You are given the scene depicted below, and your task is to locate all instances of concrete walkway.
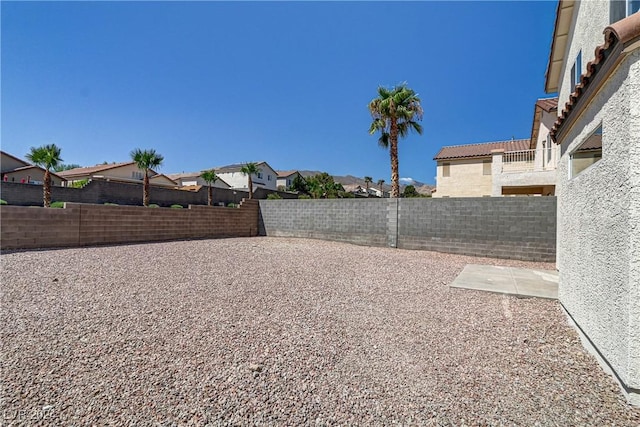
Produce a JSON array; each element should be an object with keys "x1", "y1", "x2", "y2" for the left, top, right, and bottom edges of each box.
[{"x1": 450, "y1": 264, "x2": 558, "y2": 299}]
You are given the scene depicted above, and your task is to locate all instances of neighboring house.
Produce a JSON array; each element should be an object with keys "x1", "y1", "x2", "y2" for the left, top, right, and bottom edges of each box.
[
  {"x1": 433, "y1": 98, "x2": 559, "y2": 198},
  {"x1": 276, "y1": 170, "x2": 304, "y2": 190},
  {"x1": 546, "y1": 2, "x2": 640, "y2": 405},
  {"x1": 368, "y1": 187, "x2": 389, "y2": 198},
  {"x1": 215, "y1": 162, "x2": 278, "y2": 192},
  {"x1": 166, "y1": 172, "x2": 231, "y2": 189},
  {"x1": 1, "y1": 151, "x2": 66, "y2": 186},
  {"x1": 58, "y1": 162, "x2": 176, "y2": 187}
]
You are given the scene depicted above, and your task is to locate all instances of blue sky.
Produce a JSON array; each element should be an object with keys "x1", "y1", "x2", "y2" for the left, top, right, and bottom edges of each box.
[{"x1": 1, "y1": 1, "x2": 557, "y2": 185}]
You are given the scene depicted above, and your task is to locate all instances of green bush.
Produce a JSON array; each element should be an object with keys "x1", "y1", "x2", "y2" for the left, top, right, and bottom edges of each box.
[
  {"x1": 170, "y1": 204, "x2": 184, "y2": 209},
  {"x1": 50, "y1": 201, "x2": 65, "y2": 208},
  {"x1": 227, "y1": 203, "x2": 237, "y2": 208},
  {"x1": 298, "y1": 194, "x2": 311, "y2": 199},
  {"x1": 148, "y1": 204, "x2": 159, "y2": 208},
  {"x1": 266, "y1": 193, "x2": 282, "y2": 200},
  {"x1": 70, "y1": 179, "x2": 89, "y2": 188},
  {"x1": 0, "y1": 199, "x2": 7, "y2": 205},
  {"x1": 104, "y1": 202, "x2": 118, "y2": 206}
]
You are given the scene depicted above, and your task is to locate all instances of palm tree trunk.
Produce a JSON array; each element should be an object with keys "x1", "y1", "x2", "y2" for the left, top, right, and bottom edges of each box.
[
  {"x1": 208, "y1": 185, "x2": 213, "y2": 206},
  {"x1": 143, "y1": 172, "x2": 150, "y2": 207},
  {"x1": 390, "y1": 118, "x2": 400, "y2": 198},
  {"x1": 248, "y1": 176, "x2": 253, "y2": 199},
  {"x1": 43, "y1": 170, "x2": 51, "y2": 208}
]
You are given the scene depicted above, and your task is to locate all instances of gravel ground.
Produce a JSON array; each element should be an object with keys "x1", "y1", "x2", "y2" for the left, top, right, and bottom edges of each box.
[{"x1": 2, "y1": 237, "x2": 639, "y2": 426}]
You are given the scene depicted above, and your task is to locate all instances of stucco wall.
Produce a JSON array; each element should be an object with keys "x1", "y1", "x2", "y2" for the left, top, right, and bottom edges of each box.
[
  {"x1": 434, "y1": 158, "x2": 492, "y2": 198},
  {"x1": 558, "y1": 1, "x2": 611, "y2": 108},
  {"x1": 556, "y1": 50, "x2": 640, "y2": 402}
]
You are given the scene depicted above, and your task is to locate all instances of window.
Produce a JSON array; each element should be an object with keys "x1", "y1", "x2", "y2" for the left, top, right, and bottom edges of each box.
[
  {"x1": 482, "y1": 160, "x2": 491, "y2": 175},
  {"x1": 442, "y1": 163, "x2": 450, "y2": 177},
  {"x1": 571, "y1": 51, "x2": 582, "y2": 92},
  {"x1": 570, "y1": 125, "x2": 602, "y2": 178},
  {"x1": 611, "y1": 0, "x2": 640, "y2": 23},
  {"x1": 257, "y1": 172, "x2": 263, "y2": 179},
  {"x1": 267, "y1": 175, "x2": 271, "y2": 181},
  {"x1": 131, "y1": 171, "x2": 143, "y2": 180}
]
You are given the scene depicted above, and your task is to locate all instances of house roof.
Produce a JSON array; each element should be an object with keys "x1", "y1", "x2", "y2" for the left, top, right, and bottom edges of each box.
[
  {"x1": 216, "y1": 161, "x2": 275, "y2": 173},
  {"x1": 166, "y1": 171, "x2": 231, "y2": 187},
  {"x1": 530, "y1": 97, "x2": 558, "y2": 148},
  {"x1": 57, "y1": 162, "x2": 136, "y2": 177},
  {"x1": 433, "y1": 139, "x2": 531, "y2": 160},
  {"x1": 149, "y1": 174, "x2": 177, "y2": 185},
  {"x1": 551, "y1": 12, "x2": 640, "y2": 142},
  {"x1": 276, "y1": 170, "x2": 302, "y2": 178},
  {"x1": 545, "y1": 0, "x2": 576, "y2": 93},
  {"x1": 6, "y1": 165, "x2": 66, "y2": 181}
]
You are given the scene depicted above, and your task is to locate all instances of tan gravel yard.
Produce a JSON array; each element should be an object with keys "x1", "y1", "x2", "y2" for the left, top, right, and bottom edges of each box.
[{"x1": 1, "y1": 237, "x2": 639, "y2": 426}]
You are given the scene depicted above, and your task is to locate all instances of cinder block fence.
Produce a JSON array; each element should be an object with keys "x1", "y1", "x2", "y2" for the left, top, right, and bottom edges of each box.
[
  {"x1": 259, "y1": 197, "x2": 557, "y2": 262},
  {"x1": 0, "y1": 200, "x2": 259, "y2": 250}
]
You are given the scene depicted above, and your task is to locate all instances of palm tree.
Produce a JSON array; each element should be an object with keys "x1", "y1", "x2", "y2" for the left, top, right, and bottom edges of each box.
[
  {"x1": 200, "y1": 169, "x2": 218, "y2": 206},
  {"x1": 240, "y1": 162, "x2": 261, "y2": 199},
  {"x1": 130, "y1": 148, "x2": 164, "y2": 207},
  {"x1": 377, "y1": 179, "x2": 385, "y2": 197},
  {"x1": 368, "y1": 84, "x2": 423, "y2": 198},
  {"x1": 25, "y1": 144, "x2": 63, "y2": 208},
  {"x1": 364, "y1": 176, "x2": 373, "y2": 196}
]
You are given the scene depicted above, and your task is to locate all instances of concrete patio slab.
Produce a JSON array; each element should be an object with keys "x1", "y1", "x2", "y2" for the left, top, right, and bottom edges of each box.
[{"x1": 450, "y1": 264, "x2": 558, "y2": 299}]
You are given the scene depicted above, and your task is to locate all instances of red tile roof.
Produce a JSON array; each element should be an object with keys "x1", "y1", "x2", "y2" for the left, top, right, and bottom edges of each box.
[
  {"x1": 433, "y1": 139, "x2": 531, "y2": 160},
  {"x1": 552, "y1": 12, "x2": 640, "y2": 142},
  {"x1": 535, "y1": 97, "x2": 558, "y2": 113}
]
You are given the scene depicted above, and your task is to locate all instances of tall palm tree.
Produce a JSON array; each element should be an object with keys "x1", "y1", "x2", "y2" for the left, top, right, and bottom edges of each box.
[
  {"x1": 364, "y1": 176, "x2": 373, "y2": 196},
  {"x1": 240, "y1": 162, "x2": 261, "y2": 199},
  {"x1": 200, "y1": 169, "x2": 218, "y2": 206},
  {"x1": 368, "y1": 84, "x2": 424, "y2": 198},
  {"x1": 26, "y1": 144, "x2": 63, "y2": 208},
  {"x1": 130, "y1": 148, "x2": 164, "y2": 207}
]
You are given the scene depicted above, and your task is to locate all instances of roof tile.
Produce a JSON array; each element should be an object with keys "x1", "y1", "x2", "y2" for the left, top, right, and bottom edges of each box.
[{"x1": 433, "y1": 139, "x2": 531, "y2": 160}]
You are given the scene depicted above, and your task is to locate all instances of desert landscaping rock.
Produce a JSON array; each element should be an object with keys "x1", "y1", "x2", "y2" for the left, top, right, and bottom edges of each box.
[{"x1": 1, "y1": 237, "x2": 639, "y2": 425}]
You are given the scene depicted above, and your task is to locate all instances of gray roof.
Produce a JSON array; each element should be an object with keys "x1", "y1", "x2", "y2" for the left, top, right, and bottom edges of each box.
[{"x1": 216, "y1": 161, "x2": 275, "y2": 173}]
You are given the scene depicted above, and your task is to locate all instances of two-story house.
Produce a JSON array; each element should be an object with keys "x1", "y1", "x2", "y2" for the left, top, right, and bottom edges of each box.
[
  {"x1": 433, "y1": 98, "x2": 559, "y2": 198},
  {"x1": 166, "y1": 172, "x2": 231, "y2": 189},
  {"x1": 546, "y1": 1, "x2": 640, "y2": 405},
  {"x1": 215, "y1": 162, "x2": 278, "y2": 192},
  {"x1": 276, "y1": 170, "x2": 304, "y2": 191}
]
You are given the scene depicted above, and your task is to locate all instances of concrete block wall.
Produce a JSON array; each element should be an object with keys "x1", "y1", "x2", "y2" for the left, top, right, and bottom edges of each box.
[
  {"x1": 259, "y1": 197, "x2": 557, "y2": 262},
  {"x1": 0, "y1": 200, "x2": 259, "y2": 250},
  {"x1": 259, "y1": 199, "x2": 395, "y2": 247},
  {"x1": 0, "y1": 180, "x2": 296, "y2": 208}
]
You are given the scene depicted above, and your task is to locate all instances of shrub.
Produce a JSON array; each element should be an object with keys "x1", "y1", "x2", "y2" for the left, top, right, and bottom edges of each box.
[
  {"x1": 266, "y1": 193, "x2": 282, "y2": 200},
  {"x1": 104, "y1": 202, "x2": 119, "y2": 206},
  {"x1": 298, "y1": 194, "x2": 311, "y2": 199},
  {"x1": 170, "y1": 204, "x2": 184, "y2": 209},
  {"x1": 0, "y1": 199, "x2": 7, "y2": 205},
  {"x1": 148, "y1": 204, "x2": 159, "y2": 208},
  {"x1": 227, "y1": 203, "x2": 237, "y2": 208},
  {"x1": 70, "y1": 179, "x2": 89, "y2": 188},
  {"x1": 50, "y1": 201, "x2": 65, "y2": 208}
]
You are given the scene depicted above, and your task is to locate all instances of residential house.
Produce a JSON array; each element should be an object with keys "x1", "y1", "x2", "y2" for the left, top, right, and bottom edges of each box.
[
  {"x1": 433, "y1": 98, "x2": 559, "y2": 198},
  {"x1": 215, "y1": 162, "x2": 278, "y2": 192},
  {"x1": 167, "y1": 172, "x2": 231, "y2": 189},
  {"x1": 1, "y1": 151, "x2": 66, "y2": 186},
  {"x1": 58, "y1": 162, "x2": 177, "y2": 187},
  {"x1": 276, "y1": 170, "x2": 304, "y2": 191},
  {"x1": 546, "y1": 1, "x2": 640, "y2": 405}
]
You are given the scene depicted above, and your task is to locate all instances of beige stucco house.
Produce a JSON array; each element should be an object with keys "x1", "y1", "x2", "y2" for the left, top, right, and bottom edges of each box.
[
  {"x1": 58, "y1": 162, "x2": 177, "y2": 187},
  {"x1": 1, "y1": 151, "x2": 66, "y2": 186},
  {"x1": 276, "y1": 170, "x2": 303, "y2": 191},
  {"x1": 167, "y1": 172, "x2": 231, "y2": 189},
  {"x1": 547, "y1": 1, "x2": 640, "y2": 405},
  {"x1": 433, "y1": 98, "x2": 559, "y2": 198}
]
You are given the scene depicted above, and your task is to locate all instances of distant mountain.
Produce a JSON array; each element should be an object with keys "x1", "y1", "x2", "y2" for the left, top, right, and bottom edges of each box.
[{"x1": 296, "y1": 170, "x2": 434, "y2": 194}]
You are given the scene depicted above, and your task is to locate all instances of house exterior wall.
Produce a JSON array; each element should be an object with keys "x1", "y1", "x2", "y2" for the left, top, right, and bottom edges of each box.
[
  {"x1": 218, "y1": 165, "x2": 278, "y2": 192},
  {"x1": 176, "y1": 176, "x2": 230, "y2": 188},
  {"x1": 434, "y1": 158, "x2": 492, "y2": 198},
  {"x1": 2, "y1": 168, "x2": 65, "y2": 187},
  {"x1": 558, "y1": 1, "x2": 612, "y2": 110},
  {"x1": 64, "y1": 163, "x2": 157, "y2": 184},
  {"x1": 534, "y1": 109, "x2": 560, "y2": 169},
  {"x1": 556, "y1": 49, "x2": 640, "y2": 404},
  {"x1": 1, "y1": 153, "x2": 29, "y2": 172}
]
